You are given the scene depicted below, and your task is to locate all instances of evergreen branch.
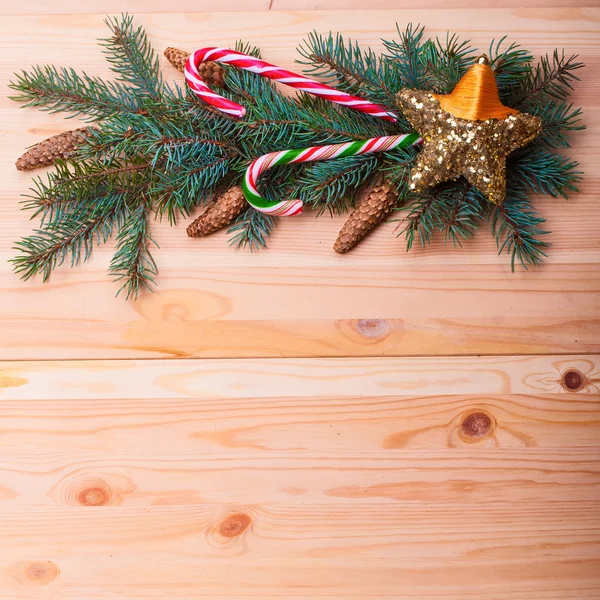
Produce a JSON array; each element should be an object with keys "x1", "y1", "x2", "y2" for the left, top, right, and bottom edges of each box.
[
  {"x1": 527, "y1": 101, "x2": 584, "y2": 148},
  {"x1": 228, "y1": 207, "x2": 277, "y2": 250},
  {"x1": 102, "y1": 14, "x2": 163, "y2": 99},
  {"x1": 11, "y1": 194, "x2": 127, "y2": 282},
  {"x1": 25, "y1": 159, "x2": 153, "y2": 224},
  {"x1": 382, "y1": 23, "x2": 427, "y2": 89},
  {"x1": 420, "y1": 33, "x2": 475, "y2": 93},
  {"x1": 489, "y1": 184, "x2": 550, "y2": 270},
  {"x1": 488, "y1": 37, "x2": 533, "y2": 101},
  {"x1": 297, "y1": 31, "x2": 401, "y2": 109},
  {"x1": 439, "y1": 184, "x2": 484, "y2": 246},
  {"x1": 399, "y1": 182, "x2": 483, "y2": 249},
  {"x1": 9, "y1": 65, "x2": 142, "y2": 120},
  {"x1": 399, "y1": 192, "x2": 442, "y2": 249},
  {"x1": 110, "y1": 200, "x2": 158, "y2": 299},
  {"x1": 509, "y1": 147, "x2": 582, "y2": 198},
  {"x1": 512, "y1": 50, "x2": 584, "y2": 107},
  {"x1": 296, "y1": 95, "x2": 394, "y2": 143},
  {"x1": 152, "y1": 155, "x2": 231, "y2": 223},
  {"x1": 292, "y1": 154, "x2": 378, "y2": 215}
]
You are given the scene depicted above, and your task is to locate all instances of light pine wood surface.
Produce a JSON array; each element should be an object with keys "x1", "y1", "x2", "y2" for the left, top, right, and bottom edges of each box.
[{"x1": 0, "y1": 5, "x2": 599, "y2": 599}]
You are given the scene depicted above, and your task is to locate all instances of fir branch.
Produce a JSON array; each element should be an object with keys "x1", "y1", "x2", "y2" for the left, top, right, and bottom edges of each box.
[
  {"x1": 399, "y1": 182, "x2": 483, "y2": 249},
  {"x1": 488, "y1": 38, "x2": 533, "y2": 102},
  {"x1": 152, "y1": 154, "x2": 231, "y2": 223},
  {"x1": 512, "y1": 50, "x2": 584, "y2": 107},
  {"x1": 420, "y1": 33, "x2": 475, "y2": 93},
  {"x1": 9, "y1": 65, "x2": 142, "y2": 121},
  {"x1": 228, "y1": 207, "x2": 277, "y2": 250},
  {"x1": 110, "y1": 200, "x2": 158, "y2": 299},
  {"x1": 439, "y1": 184, "x2": 484, "y2": 246},
  {"x1": 11, "y1": 194, "x2": 127, "y2": 282},
  {"x1": 9, "y1": 17, "x2": 586, "y2": 293},
  {"x1": 296, "y1": 96, "x2": 393, "y2": 143},
  {"x1": 102, "y1": 14, "x2": 163, "y2": 100},
  {"x1": 292, "y1": 154, "x2": 378, "y2": 215},
  {"x1": 489, "y1": 184, "x2": 550, "y2": 270},
  {"x1": 25, "y1": 159, "x2": 153, "y2": 224},
  {"x1": 399, "y1": 192, "x2": 442, "y2": 249},
  {"x1": 509, "y1": 147, "x2": 582, "y2": 198},
  {"x1": 297, "y1": 31, "x2": 401, "y2": 110},
  {"x1": 527, "y1": 101, "x2": 584, "y2": 149},
  {"x1": 382, "y1": 23, "x2": 427, "y2": 89}
]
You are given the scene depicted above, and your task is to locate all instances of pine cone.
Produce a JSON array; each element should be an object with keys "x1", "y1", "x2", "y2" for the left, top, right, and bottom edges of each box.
[
  {"x1": 334, "y1": 179, "x2": 399, "y2": 253},
  {"x1": 187, "y1": 186, "x2": 246, "y2": 237},
  {"x1": 16, "y1": 127, "x2": 94, "y2": 171},
  {"x1": 164, "y1": 47, "x2": 226, "y2": 88}
]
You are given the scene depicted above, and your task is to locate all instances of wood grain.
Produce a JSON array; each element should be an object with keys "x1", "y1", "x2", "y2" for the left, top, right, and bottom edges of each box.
[
  {"x1": 1, "y1": 355, "x2": 598, "y2": 399},
  {"x1": 0, "y1": 503, "x2": 596, "y2": 599},
  {"x1": 0, "y1": 9, "x2": 599, "y2": 359},
  {"x1": 0, "y1": 0, "x2": 594, "y2": 15},
  {"x1": 1, "y1": 393, "x2": 598, "y2": 454}
]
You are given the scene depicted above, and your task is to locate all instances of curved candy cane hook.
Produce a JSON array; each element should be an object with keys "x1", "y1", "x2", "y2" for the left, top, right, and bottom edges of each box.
[
  {"x1": 184, "y1": 47, "x2": 398, "y2": 122},
  {"x1": 242, "y1": 133, "x2": 423, "y2": 216}
]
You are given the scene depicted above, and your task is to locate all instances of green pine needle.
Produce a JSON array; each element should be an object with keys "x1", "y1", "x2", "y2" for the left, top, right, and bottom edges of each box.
[
  {"x1": 228, "y1": 208, "x2": 277, "y2": 251},
  {"x1": 102, "y1": 14, "x2": 164, "y2": 100}
]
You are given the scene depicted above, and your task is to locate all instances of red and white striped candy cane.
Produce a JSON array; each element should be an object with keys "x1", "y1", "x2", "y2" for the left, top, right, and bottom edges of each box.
[
  {"x1": 242, "y1": 133, "x2": 422, "y2": 216},
  {"x1": 184, "y1": 47, "x2": 398, "y2": 122}
]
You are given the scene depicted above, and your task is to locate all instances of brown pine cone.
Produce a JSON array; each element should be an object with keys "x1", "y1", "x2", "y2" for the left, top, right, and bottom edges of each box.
[
  {"x1": 16, "y1": 127, "x2": 94, "y2": 171},
  {"x1": 187, "y1": 186, "x2": 246, "y2": 237},
  {"x1": 164, "y1": 47, "x2": 226, "y2": 88},
  {"x1": 334, "y1": 179, "x2": 399, "y2": 253}
]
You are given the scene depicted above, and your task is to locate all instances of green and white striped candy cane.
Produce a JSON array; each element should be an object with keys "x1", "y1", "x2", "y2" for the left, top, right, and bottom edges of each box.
[{"x1": 242, "y1": 133, "x2": 422, "y2": 216}]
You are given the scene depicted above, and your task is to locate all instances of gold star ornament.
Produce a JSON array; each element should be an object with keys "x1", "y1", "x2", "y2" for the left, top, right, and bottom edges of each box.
[{"x1": 396, "y1": 56, "x2": 542, "y2": 204}]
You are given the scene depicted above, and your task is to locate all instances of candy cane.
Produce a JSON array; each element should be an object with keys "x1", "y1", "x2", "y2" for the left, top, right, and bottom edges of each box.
[
  {"x1": 242, "y1": 133, "x2": 422, "y2": 216},
  {"x1": 184, "y1": 47, "x2": 398, "y2": 122}
]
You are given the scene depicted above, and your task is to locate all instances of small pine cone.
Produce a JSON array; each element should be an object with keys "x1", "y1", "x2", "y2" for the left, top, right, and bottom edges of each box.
[
  {"x1": 187, "y1": 186, "x2": 246, "y2": 237},
  {"x1": 334, "y1": 179, "x2": 399, "y2": 254},
  {"x1": 16, "y1": 127, "x2": 93, "y2": 171},
  {"x1": 164, "y1": 47, "x2": 226, "y2": 88}
]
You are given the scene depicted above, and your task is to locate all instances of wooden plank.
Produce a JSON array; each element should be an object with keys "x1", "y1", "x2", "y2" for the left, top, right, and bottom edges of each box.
[
  {"x1": 0, "y1": 503, "x2": 597, "y2": 599},
  {"x1": 0, "y1": 355, "x2": 598, "y2": 399},
  {"x1": 1, "y1": 449, "x2": 600, "y2": 506},
  {"x1": 0, "y1": 393, "x2": 598, "y2": 454},
  {"x1": 0, "y1": 0, "x2": 592, "y2": 15},
  {"x1": 0, "y1": 9, "x2": 598, "y2": 360}
]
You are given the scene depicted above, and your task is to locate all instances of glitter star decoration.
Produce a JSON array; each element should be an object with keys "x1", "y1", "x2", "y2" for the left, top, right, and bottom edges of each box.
[{"x1": 396, "y1": 56, "x2": 542, "y2": 204}]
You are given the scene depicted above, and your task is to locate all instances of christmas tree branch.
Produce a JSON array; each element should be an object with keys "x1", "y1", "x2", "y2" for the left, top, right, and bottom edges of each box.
[
  {"x1": 9, "y1": 65, "x2": 143, "y2": 120},
  {"x1": 420, "y1": 33, "x2": 475, "y2": 93},
  {"x1": 102, "y1": 14, "x2": 164, "y2": 100},
  {"x1": 490, "y1": 186, "x2": 550, "y2": 270},
  {"x1": 110, "y1": 200, "x2": 158, "y2": 299},
  {"x1": 228, "y1": 207, "x2": 277, "y2": 250},
  {"x1": 509, "y1": 148, "x2": 582, "y2": 198},
  {"x1": 512, "y1": 50, "x2": 583, "y2": 107},
  {"x1": 11, "y1": 194, "x2": 127, "y2": 282}
]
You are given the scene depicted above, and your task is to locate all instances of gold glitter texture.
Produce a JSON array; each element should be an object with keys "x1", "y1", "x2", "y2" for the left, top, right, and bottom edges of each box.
[{"x1": 396, "y1": 57, "x2": 542, "y2": 204}]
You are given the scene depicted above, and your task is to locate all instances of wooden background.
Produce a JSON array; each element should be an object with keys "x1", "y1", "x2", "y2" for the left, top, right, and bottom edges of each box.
[{"x1": 0, "y1": 2, "x2": 599, "y2": 598}]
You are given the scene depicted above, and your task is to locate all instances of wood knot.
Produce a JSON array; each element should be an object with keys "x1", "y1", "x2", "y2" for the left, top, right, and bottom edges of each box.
[
  {"x1": 355, "y1": 319, "x2": 391, "y2": 340},
  {"x1": 7, "y1": 561, "x2": 59, "y2": 587},
  {"x1": 68, "y1": 478, "x2": 113, "y2": 506},
  {"x1": 77, "y1": 486, "x2": 110, "y2": 506},
  {"x1": 561, "y1": 368, "x2": 586, "y2": 392},
  {"x1": 459, "y1": 410, "x2": 494, "y2": 442},
  {"x1": 52, "y1": 473, "x2": 133, "y2": 507},
  {"x1": 218, "y1": 513, "x2": 251, "y2": 538}
]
